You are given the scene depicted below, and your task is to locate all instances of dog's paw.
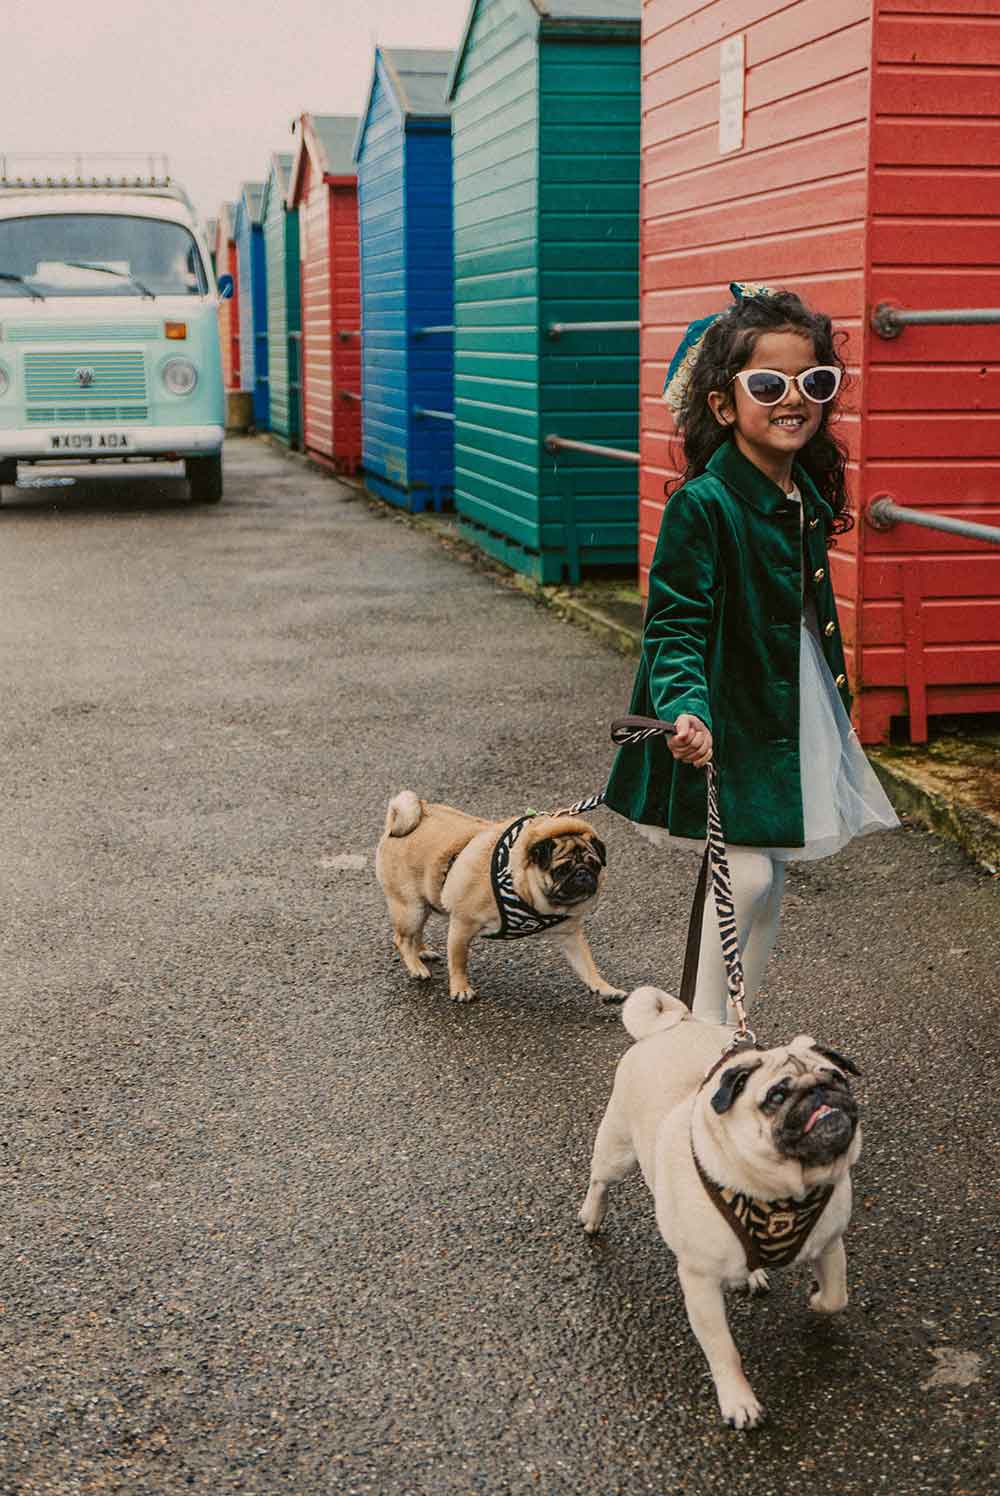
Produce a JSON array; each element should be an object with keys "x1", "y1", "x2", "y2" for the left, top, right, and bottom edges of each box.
[
  {"x1": 592, "y1": 983, "x2": 627, "y2": 1003},
  {"x1": 450, "y1": 984, "x2": 478, "y2": 1004},
  {"x1": 747, "y1": 1269, "x2": 770, "y2": 1296},
  {"x1": 578, "y1": 1183, "x2": 608, "y2": 1234},
  {"x1": 808, "y1": 1282, "x2": 848, "y2": 1315},
  {"x1": 408, "y1": 962, "x2": 432, "y2": 981},
  {"x1": 419, "y1": 946, "x2": 442, "y2": 962},
  {"x1": 718, "y1": 1383, "x2": 767, "y2": 1431}
]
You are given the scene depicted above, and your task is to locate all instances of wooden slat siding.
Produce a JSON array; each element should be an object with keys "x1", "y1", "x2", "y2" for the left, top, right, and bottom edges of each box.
[
  {"x1": 236, "y1": 209, "x2": 255, "y2": 401},
  {"x1": 301, "y1": 153, "x2": 334, "y2": 461},
  {"x1": 218, "y1": 239, "x2": 236, "y2": 390},
  {"x1": 538, "y1": 36, "x2": 641, "y2": 566},
  {"x1": 358, "y1": 62, "x2": 409, "y2": 502},
  {"x1": 284, "y1": 206, "x2": 302, "y2": 446},
  {"x1": 639, "y1": 0, "x2": 871, "y2": 670},
  {"x1": 406, "y1": 128, "x2": 455, "y2": 501},
  {"x1": 264, "y1": 176, "x2": 293, "y2": 444},
  {"x1": 331, "y1": 185, "x2": 362, "y2": 473},
  {"x1": 227, "y1": 240, "x2": 241, "y2": 390},
  {"x1": 860, "y1": 0, "x2": 1000, "y2": 741},
  {"x1": 250, "y1": 226, "x2": 269, "y2": 430},
  {"x1": 453, "y1": 0, "x2": 541, "y2": 543}
]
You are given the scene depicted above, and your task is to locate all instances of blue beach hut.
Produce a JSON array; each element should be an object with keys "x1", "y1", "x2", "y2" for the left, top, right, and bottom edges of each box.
[
  {"x1": 354, "y1": 47, "x2": 455, "y2": 512},
  {"x1": 234, "y1": 181, "x2": 269, "y2": 430},
  {"x1": 448, "y1": 0, "x2": 641, "y2": 582},
  {"x1": 260, "y1": 153, "x2": 301, "y2": 448}
]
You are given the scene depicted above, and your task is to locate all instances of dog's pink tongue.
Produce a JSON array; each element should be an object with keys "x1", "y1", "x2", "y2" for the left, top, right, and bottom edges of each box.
[{"x1": 804, "y1": 1103, "x2": 833, "y2": 1135}]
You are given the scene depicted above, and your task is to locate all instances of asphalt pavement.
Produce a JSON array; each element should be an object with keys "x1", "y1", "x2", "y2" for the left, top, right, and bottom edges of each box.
[{"x1": 1, "y1": 437, "x2": 996, "y2": 1496}]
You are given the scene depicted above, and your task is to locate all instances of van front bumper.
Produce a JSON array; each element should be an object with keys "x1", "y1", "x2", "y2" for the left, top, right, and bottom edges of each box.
[{"x1": 0, "y1": 425, "x2": 225, "y2": 459}]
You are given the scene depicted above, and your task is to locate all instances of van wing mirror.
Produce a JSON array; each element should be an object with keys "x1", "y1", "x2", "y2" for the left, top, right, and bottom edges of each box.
[{"x1": 217, "y1": 273, "x2": 234, "y2": 301}]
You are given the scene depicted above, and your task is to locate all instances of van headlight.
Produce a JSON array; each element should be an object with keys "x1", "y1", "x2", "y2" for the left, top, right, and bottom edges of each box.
[
  {"x1": 161, "y1": 357, "x2": 198, "y2": 395},
  {"x1": 0, "y1": 365, "x2": 10, "y2": 397}
]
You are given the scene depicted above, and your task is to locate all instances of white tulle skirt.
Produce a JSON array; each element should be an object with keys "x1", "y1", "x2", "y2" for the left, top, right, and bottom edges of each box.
[{"x1": 637, "y1": 617, "x2": 900, "y2": 862}]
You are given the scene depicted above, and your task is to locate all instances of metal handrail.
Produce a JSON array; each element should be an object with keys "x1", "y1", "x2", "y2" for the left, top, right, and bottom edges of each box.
[
  {"x1": 340, "y1": 390, "x2": 361, "y2": 403},
  {"x1": 872, "y1": 303, "x2": 1000, "y2": 339},
  {"x1": 289, "y1": 330, "x2": 302, "y2": 341},
  {"x1": 544, "y1": 434, "x2": 639, "y2": 465},
  {"x1": 337, "y1": 330, "x2": 360, "y2": 341},
  {"x1": 867, "y1": 497, "x2": 1000, "y2": 547},
  {"x1": 414, "y1": 325, "x2": 456, "y2": 336},
  {"x1": 414, "y1": 407, "x2": 455, "y2": 422},
  {"x1": 546, "y1": 320, "x2": 639, "y2": 340}
]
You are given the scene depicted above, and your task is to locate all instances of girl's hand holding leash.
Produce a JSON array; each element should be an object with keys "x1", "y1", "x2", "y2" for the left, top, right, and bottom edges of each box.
[{"x1": 670, "y1": 714, "x2": 713, "y2": 767}]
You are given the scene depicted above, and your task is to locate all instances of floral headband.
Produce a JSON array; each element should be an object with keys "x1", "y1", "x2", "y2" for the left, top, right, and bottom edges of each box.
[{"x1": 662, "y1": 281, "x2": 775, "y2": 414}]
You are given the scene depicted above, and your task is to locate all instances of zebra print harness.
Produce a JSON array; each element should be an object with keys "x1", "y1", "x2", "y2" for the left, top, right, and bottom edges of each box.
[{"x1": 482, "y1": 788, "x2": 611, "y2": 940}]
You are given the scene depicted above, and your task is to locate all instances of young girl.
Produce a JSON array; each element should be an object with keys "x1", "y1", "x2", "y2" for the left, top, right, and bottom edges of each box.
[{"x1": 604, "y1": 283, "x2": 899, "y2": 1024}]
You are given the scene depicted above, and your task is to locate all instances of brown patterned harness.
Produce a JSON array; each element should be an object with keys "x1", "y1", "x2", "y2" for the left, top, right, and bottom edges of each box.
[{"x1": 690, "y1": 1149, "x2": 834, "y2": 1272}]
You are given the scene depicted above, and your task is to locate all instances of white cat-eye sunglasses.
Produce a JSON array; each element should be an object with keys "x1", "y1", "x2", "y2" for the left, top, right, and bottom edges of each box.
[{"x1": 729, "y1": 366, "x2": 843, "y2": 406}]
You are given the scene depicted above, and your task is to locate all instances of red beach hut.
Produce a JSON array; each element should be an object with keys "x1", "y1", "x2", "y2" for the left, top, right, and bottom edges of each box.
[
  {"x1": 289, "y1": 114, "x2": 361, "y2": 475},
  {"x1": 639, "y1": 1, "x2": 1000, "y2": 744},
  {"x1": 214, "y1": 203, "x2": 240, "y2": 391}
]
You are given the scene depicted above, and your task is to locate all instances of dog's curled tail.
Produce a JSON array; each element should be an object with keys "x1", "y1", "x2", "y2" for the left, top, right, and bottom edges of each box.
[
  {"x1": 384, "y1": 790, "x2": 424, "y2": 838},
  {"x1": 622, "y1": 985, "x2": 690, "y2": 1040}
]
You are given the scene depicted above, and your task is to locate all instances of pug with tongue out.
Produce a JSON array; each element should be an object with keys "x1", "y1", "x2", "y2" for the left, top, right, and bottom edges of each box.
[{"x1": 579, "y1": 987, "x2": 863, "y2": 1430}]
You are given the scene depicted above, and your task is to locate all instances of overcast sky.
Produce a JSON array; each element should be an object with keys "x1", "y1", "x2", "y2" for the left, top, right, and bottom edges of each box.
[{"x1": 7, "y1": 0, "x2": 470, "y2": 223}]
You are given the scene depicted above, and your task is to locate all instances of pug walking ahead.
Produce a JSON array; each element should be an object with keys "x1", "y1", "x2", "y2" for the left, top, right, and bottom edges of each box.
[
  {"x1": 580, "y1": 986, "x2": 862, "y2": 1429},
  {"x1": 376, "y1": 790, "x2": 623, "y2": 1004}
]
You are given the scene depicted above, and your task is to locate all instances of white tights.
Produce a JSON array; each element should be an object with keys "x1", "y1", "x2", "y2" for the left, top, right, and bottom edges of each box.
[{"x1": 692, "y1": 847, "x2": 786, "y2": 1025}]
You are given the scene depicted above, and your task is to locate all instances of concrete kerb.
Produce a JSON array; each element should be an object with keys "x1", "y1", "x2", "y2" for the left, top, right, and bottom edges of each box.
[{"x1": 267, "y1": 436, "x2": 1000, "y2": 876}]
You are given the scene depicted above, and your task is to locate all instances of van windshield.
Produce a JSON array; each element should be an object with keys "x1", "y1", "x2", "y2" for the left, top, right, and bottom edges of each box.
[{"x1": 0, "y1": 213, "x2": 208, "y2": 298}]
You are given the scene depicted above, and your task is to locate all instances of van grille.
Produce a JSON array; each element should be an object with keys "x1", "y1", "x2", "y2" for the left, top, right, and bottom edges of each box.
[
  {"x1": 4, "y1": 322, "x2": 160, "y2": 342},
  {"x1": 27, "y1": 406, "x2": 148, "y2": 423},
  {"x1": 24, "y1": 350, "x2": 147, "y2": 402}
]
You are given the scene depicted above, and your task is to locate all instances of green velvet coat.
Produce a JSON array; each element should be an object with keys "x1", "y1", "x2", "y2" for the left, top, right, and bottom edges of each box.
[{"x1": 605, "y1": 439, "x2": 850, "y2": 846}]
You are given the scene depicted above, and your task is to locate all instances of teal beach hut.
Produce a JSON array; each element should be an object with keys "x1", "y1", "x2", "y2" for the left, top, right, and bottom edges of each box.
[
  {"x1": 261, "y1": 153, "x2": 301, "y2": 448},
  {"x1": 449, "y1": 0, "x2": 641, "y2": 581},
  {"x1": 234, "y1": 181, "x2": 269, "y2": 429},
  {"x1": 354, "y1": 47, "x2": 455, "y2": 512}
]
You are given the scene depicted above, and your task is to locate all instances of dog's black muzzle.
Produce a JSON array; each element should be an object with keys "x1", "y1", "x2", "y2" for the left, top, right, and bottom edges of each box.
[
  {"x1": 549, "y1": 864, "x2": 599, "y2": 905},
  {"x1": 779, "y1": 1082, "x2": 859, "y2": 1166}
]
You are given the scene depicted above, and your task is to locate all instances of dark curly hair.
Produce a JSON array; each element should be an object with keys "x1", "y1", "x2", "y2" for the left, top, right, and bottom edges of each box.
[{"x1": 670, "y1": 289, "x2": 853, "y2": 534}]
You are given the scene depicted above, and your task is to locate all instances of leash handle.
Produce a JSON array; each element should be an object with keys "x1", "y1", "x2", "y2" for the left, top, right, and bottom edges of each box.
[{"x1": 609, "y1": 715, "x2": 751, "y2": 1039}]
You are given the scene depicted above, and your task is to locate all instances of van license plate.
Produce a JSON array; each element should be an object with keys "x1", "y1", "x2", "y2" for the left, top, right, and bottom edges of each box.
[{"x1": 49, "y1": 432, "x2": 132, "y2": 452}]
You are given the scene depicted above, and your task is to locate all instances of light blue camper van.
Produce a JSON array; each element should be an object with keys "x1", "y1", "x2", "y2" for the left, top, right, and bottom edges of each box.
[{"x1": 0, "y1": 155, "x2": 229, "y2": 502}]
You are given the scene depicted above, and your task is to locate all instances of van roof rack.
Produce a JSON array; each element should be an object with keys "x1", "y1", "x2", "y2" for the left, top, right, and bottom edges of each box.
[{"x1": 0, "y1": 153, "x2": 192, "y2": 210}]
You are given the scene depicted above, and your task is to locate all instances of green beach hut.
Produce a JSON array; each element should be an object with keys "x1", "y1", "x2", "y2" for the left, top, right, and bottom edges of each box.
[
  {"x1": 261, "y1": 152, "x2": 302, "y2": 448},
  {"x1": 448, "y1": 0, "x2": 641, "y2": 583}
]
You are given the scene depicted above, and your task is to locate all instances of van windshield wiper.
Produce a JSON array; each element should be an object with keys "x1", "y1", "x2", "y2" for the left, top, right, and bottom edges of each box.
[
  {"x1": 0, "y1": 272, "x2": 45, "y2": 300},
  {"x1": 57, "y1": 261, "x2": 156, "y2": 299}
]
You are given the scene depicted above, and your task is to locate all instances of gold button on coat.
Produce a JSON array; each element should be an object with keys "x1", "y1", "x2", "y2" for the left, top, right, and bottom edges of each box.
[
  {"x1": 813, "y1": 567, "x2": 825, "y2": 582},
  {"x1": 824, "y1": 621, "x2": 835, "y2": 637},
  {"x1": 835, "y1": 673, "x2": 847, "y2": 687}
]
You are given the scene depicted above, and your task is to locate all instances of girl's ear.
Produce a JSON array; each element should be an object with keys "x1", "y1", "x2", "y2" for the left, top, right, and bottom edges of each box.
[{"x1": 707, "y1": 388, "x2": 735, "y2": 428}]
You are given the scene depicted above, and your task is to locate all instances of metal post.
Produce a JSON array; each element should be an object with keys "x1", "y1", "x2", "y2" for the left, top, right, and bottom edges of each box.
[
  {"x1": 544, "y1": 434, "x2": 640, "y2": 465},
  {"x1": 867, "y1": 497, "x2": 1000, "y2": 548},
  {"x1": 546, "y1": 320, "x2": 640, "y2": 340},
  {"x1": 871, "y1": 302, "x2": 1000, "y2": 339},
  {"x1": 413, "y1": 408, "x2": 455, "y2": 422}
]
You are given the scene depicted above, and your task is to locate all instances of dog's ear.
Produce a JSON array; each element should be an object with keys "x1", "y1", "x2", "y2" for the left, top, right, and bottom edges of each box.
[
  {"x1": 588, "y1": 835, "x2": 607, "y2": 867},
  {"x1": 528, "y1": 837, "x2": 555, "y2": 870},
  {"x1": 814, "y1": 1044, "x2": 862, "y2": 1078},
  {"x1": 710, "y1": 1061, "x2": 761, "y2": 1114}
]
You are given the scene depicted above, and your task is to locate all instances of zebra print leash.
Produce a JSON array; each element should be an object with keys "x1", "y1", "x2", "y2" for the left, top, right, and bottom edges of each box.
[{"x1": 558, "y1": 715, "x2": 753, "y2": 1046}]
